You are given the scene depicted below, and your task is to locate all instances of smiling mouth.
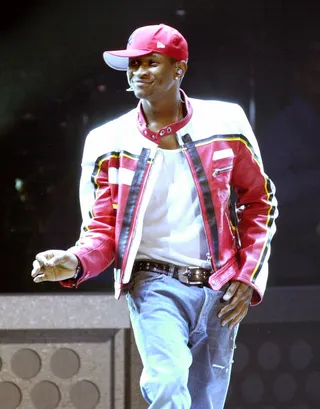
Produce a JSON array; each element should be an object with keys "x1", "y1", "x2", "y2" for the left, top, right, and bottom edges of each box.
[{"x1": 133, "y1": 81, "x2": 152, "y2": 87}]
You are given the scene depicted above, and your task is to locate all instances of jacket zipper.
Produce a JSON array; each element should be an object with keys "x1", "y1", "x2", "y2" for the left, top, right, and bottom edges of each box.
[
  {"x1": 120, "y1": 152, "x2": 160, "y2": 283},
  {"x1": 181, "y1": 144, "x2": 216, "y2": 271},
  {"x1": 212, "y1": 165, "x2": 233, "y2": 177}
]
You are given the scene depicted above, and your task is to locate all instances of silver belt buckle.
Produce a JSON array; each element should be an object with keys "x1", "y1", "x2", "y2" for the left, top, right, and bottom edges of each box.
[
  {"x1": 178, "y1": 266, "x2": 204, "y2": 285},
  {"x1": 177, "y1": 267, "x2": 192, "y2": 284}
]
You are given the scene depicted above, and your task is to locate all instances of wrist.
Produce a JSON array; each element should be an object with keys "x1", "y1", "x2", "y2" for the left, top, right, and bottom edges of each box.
[{"x1": 73, "y1": 258, "x2": 83, "y2": 281}]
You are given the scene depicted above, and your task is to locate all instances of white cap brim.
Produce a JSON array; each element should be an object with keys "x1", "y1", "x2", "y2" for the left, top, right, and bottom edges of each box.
[{"x1": 103, "y1": 49, "x2": 152, "y2": 71}]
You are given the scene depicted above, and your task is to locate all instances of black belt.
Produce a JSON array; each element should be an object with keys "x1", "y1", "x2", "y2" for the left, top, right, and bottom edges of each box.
[{"x1": 132, "y1": 260, "x2": 212, "y2": 286}]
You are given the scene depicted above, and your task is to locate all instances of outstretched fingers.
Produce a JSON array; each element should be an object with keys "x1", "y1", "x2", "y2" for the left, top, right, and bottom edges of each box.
[{"x1": 218, "y1": 281, "x2": 253, "y2": 328}]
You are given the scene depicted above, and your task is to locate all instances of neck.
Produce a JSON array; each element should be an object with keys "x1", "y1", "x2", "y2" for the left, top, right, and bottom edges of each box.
[{"x1": 141, "y1": 88, "x2": 182, "y2": 128}]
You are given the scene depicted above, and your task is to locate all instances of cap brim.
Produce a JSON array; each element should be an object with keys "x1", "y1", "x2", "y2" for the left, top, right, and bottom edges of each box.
[{"x1": 103, "y1": 49, "x2": 152, "y2": 71}]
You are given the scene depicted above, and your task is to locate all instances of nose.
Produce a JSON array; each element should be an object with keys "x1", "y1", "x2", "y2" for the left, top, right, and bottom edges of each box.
[{"x1": 133, "y1": 65, "x2": 149, "y2": 78}]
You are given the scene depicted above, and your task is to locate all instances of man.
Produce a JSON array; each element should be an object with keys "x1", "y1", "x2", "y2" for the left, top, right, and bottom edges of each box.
[{"x1": 31, "y1": 23, "x2": 278, "y2": 409}]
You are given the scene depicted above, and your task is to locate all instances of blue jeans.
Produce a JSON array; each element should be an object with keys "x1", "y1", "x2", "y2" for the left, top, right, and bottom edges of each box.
[{"x1": 126, "y1": 270, "x2": 239, "y2": 409}]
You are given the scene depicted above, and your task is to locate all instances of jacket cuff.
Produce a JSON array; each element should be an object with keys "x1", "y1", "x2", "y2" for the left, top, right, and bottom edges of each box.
[{"x1": 59, "y1": 257, "x2": 84, "y2": 289}]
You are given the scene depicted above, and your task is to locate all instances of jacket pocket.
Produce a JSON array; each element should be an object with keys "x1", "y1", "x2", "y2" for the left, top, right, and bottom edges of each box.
[
  {"x1": 211, "y1": 156, "x2": 234, "y2": 181},
  {"x1": 212, "y1": 165, "x2": 233, "y2": 178},
  {"x1": 209, "y1": 256, "x2": 239, "y2": 289}
]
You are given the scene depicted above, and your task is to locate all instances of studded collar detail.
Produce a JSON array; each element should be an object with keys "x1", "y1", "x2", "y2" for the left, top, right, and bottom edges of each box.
[{"x1": 136, "y1": 89, "x2": 193, "y2": 143}]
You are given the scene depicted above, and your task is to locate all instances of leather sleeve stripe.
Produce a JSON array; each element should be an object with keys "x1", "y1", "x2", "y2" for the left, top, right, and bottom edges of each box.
[
  {"x1": 108, "y1": 167, "x2": 135, "y2": 186},
  {"x1": 78, "y1": 153, "x2": 112, "y2": 236},
  {"x1": 86, "y1": 150, "x2": 140, "y2": 216},
  {"x1": 250, "y1": 177, "x2": 277, "y2": 283},
  {"x1": 195, "y1": 133, "x2": 261, "y2": 163},
  {"x1": 91, "y1": 154, "x2": 110, "y2": 201},
  {"x1": 116, "y1": 148, "x2": 151, "y2": 269},
  {"x1": 182, "y1": 133, "x2": 221, "y2": 269},
  {"x1": 121, "y1": 150, "x2": 141, "y2": 160},
  {"x1": 91, "y1": 149, "x2": 140, "y2": 165}
]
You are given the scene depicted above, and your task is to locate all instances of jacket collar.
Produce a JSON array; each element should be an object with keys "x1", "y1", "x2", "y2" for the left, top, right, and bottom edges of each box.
[{"x1": 136, "y1": 89, "x2": 193, "y2": 143}]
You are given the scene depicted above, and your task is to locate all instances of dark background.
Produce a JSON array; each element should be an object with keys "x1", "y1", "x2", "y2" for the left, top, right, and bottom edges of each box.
[{"x1": 1, "y1": 0, "x2": 319, "y2": 293}]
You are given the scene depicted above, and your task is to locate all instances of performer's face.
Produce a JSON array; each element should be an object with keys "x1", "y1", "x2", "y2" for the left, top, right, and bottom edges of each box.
[{"x1": 127, "y1": 53, "x2": 178, "y2": 101}]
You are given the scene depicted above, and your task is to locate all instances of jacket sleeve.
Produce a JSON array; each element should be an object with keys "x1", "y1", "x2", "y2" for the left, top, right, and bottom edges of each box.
[
  {"x1": 61, "y1": 131, "x2": 116, "y2": 288},
  {"x1": 230, "y1": 105, "x2": 278, "y2": 305}
]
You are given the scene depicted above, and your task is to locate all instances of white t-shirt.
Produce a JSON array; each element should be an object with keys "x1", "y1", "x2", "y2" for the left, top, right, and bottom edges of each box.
[{"x1": 136, "y1": 148, "x2": 211, "y2": 268}]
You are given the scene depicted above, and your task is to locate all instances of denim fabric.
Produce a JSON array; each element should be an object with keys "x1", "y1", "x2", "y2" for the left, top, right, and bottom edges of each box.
[{"x1": 126, "y1": 270, "x2": 239, "y2": 409}]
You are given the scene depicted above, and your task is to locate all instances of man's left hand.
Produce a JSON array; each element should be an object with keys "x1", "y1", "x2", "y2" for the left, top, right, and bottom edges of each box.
[{"x1": 217, "y1": 281, "x2": 253, "y2": 328}]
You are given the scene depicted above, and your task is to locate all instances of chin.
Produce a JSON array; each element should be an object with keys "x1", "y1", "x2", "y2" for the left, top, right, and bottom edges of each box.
[{"x1": 133, "y1": 89, "x2": 152, "y2": 100}]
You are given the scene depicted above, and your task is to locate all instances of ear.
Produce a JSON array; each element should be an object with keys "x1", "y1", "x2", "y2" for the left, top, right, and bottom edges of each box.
[
  {"x1": 126, "y1": 71, "x2": 134, "y2": 91},
  {"x1": 176, "y1": 60, "x2": 188, "y2": 77}
]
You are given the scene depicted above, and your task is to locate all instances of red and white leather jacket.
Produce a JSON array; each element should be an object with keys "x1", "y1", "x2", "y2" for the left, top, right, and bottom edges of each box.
[{"x1": 64, "y1": 91, "x2": 278, "y2": 305}]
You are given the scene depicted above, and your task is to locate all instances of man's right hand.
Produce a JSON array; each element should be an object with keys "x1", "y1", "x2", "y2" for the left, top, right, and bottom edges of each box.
[{"x1": 31, "y1": 250, "x2": 79, "y2": 283}]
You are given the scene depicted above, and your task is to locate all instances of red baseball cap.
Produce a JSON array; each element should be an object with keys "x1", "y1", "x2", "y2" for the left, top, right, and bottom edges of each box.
[{"x1": 103, "y1": 24, "x2": 188, "y2": 71}]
